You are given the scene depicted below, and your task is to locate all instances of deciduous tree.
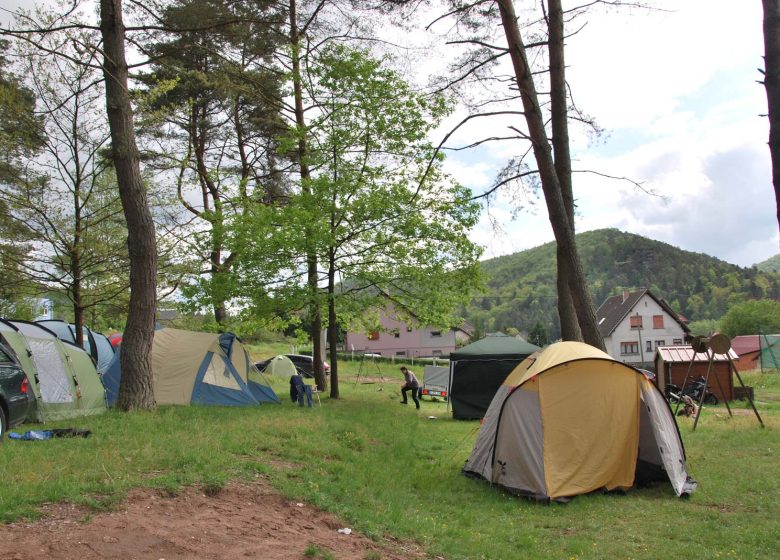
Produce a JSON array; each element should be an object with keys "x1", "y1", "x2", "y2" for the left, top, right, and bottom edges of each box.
[{"x1": 0, "y1": 34, "x2": 130, "y2": 346}]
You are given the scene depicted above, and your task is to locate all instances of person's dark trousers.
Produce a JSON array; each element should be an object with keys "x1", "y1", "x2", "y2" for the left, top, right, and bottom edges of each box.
[{"x1": 401, "y1": 385, "x2": 420, "y2": 409}]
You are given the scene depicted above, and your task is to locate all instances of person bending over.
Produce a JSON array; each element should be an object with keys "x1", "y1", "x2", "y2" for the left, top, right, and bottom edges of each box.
[{"x1": 399, "y1": 366, "x2": 420, "y2": 410}]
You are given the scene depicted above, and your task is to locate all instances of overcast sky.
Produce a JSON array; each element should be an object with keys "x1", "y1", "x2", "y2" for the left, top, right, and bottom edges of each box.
[
  {"x1": 3, "y1": 0, "x2": 777, "y2": 267},
  {"x1": 436, "y1": 1, "x2": 778, "y2": 268}
]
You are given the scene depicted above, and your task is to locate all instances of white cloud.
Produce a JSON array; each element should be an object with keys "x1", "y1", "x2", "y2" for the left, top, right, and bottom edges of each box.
[{"x1": 451, "y1": 0, "x2": 779, "y2": 267}]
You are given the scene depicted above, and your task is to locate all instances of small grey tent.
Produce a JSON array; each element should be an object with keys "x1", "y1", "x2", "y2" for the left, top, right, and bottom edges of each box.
[{"x1": 449, "y1": 334, "x2": 539, "y2": 420}]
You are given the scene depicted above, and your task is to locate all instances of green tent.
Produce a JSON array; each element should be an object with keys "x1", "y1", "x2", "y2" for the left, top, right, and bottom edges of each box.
[
  {"x1": 759, "y1": 334, "x2": 780, "y2": 371},
  {"x1": 0, "y1": 319, "x2": 106, "y2": 421},
  {"x1": 262, "y1": 355, "x2": 298, "y2": 378},
  {"x1": 449, "y1": 333, "x2": 540, "y2": 420}
]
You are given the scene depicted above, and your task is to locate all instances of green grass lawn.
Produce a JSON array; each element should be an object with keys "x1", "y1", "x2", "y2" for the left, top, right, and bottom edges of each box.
[{"x1": 1, "y1": 361, "x2": 778, "y2": 560}]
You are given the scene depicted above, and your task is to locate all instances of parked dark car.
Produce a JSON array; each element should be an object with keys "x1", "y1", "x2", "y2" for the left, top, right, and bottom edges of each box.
[
  {"x1": 253, "y1": 358, "x2": 272, "y2": 372},
  {"x1": 0, "y1": 341, "x2": 34, "y2": 442}
]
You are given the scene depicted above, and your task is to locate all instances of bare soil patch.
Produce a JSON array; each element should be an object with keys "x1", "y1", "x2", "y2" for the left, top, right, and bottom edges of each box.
[{"x1": 0, "y1": 480, "x2": 426, "y2": 560}]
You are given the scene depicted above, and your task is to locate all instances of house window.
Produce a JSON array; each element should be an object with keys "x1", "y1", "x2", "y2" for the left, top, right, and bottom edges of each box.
[
  {"x1": 653, "y1": 315, "x2": 664, "y2": 329},
  {"x1": 393, "y1": 332, "x2": 400, "y2": 339},
  {"x1": 673, "y1": 338, "x2": 682, "y2": 345},
  {"x1": 646, "y1": 340, "x2": 652, "y2": 353},
  {"x1": 655, "y1": 340, "x2": 666, "y2": 348},
  {"x1": 620, "y1": 342, "x2": 639, "y2": 355},
  {"x1": 396, "y1": 351, "x2": 406, "y2": 356},
  {"x1": 432, "y1": 350, "x2": 442, "y2": 356},
  {"x1": 406, "y1": 326, "x2": 413, "y2": 332},
  {"x1": 368, "y1": 331, "x2": 379, "y2": 341},
  {"x1": 430, "y1": 331, "x2": 442, "y2": 337},
  {"x1": 629, "y1": 315, "x2": 643, "y2": 329}
]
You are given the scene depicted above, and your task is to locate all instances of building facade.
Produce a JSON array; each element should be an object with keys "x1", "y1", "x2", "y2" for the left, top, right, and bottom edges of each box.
[
  {"x1": 596, "y1": 288, "x2": 690, "y2": 370},
  {"x1": 344, "y1": 310, "x2": 472, "y2": 358}
]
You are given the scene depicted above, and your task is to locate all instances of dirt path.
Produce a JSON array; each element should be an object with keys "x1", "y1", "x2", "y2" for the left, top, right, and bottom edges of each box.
[{"x1": 0, "y1": 480, "x2": 427, "y2": 560}]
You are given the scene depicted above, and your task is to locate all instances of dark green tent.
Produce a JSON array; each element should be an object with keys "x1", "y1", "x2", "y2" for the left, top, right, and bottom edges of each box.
[{"x1": 450, "y1": 334, "x2": 540, "y2": 419}]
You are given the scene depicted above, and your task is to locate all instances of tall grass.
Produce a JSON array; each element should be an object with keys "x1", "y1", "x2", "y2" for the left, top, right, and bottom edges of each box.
[{"x1": 1, "y1": 365, "x2": 779, "y2": 559}]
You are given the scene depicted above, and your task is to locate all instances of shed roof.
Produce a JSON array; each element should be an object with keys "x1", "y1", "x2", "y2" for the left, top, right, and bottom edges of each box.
[
  {"x1": 656, "y1": 345, "x2": 737, "y2": 363},
  {"x1": 731, "y1": 335, "x2": 760, "y2": 356}
]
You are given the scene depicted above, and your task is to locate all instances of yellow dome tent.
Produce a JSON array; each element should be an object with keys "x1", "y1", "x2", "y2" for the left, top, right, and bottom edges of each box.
[{"x1": 463, "y1": 341, "x2": 696, "y2": 501}]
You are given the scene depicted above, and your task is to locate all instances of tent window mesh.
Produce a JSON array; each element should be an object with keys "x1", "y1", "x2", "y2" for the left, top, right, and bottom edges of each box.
[{"x1": 28, "y1": 338, "x2": 74, "y2": 403}]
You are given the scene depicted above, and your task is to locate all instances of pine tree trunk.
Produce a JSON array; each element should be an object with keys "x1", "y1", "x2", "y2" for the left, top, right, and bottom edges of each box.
[
  {"x1": 548, "y1": 0, "x2": 582, "y2": 342},
  {"x1": 289, "y1": 0, "x2": 325, "y2": 389},
  {"x1": 327, "y1": 257, "x2": 339, "y2": 399},
  {"x1": 763, "y1": 0, "x2": 780, "y2": 234},
  {"x1": 497, "y1": 0, "x2": 603, "y2": 350},
  {"x1": 100, "y1": 0, "x2": 157, "y2": 410}
]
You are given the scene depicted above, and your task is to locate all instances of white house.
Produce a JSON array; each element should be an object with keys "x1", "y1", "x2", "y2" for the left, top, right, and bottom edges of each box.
[{"x1": 596, "y1": 288, "x2": 690, "y2": 369}]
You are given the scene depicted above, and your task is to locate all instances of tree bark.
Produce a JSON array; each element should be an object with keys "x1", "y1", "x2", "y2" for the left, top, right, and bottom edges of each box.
[
  {"x1": 99, "y1": 0, "x2": 157, "y2": 410},
  {"x1": 497, "y1": 0, "x2": 603, "y2": 350},
  {"x1": 327, "y1": 248, "x2": 339, "y2": 399},
  {"x1": 548, "y1": 0, "x2": 582, "y2": 342},
  {"x1": 289, "y1": 0, "x2": 325, "y2": 390},
  {"x1": 763, "y1": 0, "x2": 780, "y2": 235}
]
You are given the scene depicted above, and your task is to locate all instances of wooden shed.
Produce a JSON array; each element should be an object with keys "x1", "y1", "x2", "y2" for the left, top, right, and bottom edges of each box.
[
  {"x1": 731, "y1": 335, "x2": 761, "y2": 372},
  {"x1": 655, "y1": 345, "x2": 736, "y2": 403}
]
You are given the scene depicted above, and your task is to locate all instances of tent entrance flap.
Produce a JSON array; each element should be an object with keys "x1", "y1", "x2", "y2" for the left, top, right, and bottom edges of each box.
[
  {"x1": 191, "y1": 352, "x2": 259, "y2": 406},
  {"x1": 540, "y1": 364, "x2": 640, "y2": 498}
]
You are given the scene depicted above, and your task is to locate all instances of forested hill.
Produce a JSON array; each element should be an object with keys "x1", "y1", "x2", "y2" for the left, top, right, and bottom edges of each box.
[
  {"x1": 757, "y1": 254, "x2": 780, "y2": 273},
  {"x1": 465, "y1": 228, "x2": 780, "y2": 340}
]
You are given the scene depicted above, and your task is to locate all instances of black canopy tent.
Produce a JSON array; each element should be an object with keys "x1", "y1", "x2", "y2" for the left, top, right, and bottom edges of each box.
[{"x1": 449, "y1": 334, "x2": 540, "y2": 419}]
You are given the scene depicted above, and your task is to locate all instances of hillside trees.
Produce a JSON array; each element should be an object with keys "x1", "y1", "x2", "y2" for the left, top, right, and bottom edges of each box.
[
  {"x1": 464, "y1": 229, "x2": 780, "y2": 337},
  {"x1": 720, "y1": 299, "x2": 780, "y2": 337}
]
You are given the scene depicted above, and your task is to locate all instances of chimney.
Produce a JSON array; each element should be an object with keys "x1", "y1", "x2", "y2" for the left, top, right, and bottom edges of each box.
[{"x1": 622, "y1": 289, "x2": 630, "y2": 303}]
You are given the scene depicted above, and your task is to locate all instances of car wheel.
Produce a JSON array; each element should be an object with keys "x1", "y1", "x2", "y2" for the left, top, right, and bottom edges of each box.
[{"x1": 0, "y1": 406, "x2": 7, "y2": 444}]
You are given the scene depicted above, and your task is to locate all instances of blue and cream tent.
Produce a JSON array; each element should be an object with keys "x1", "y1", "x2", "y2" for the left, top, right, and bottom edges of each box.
[{"x1": 103, "y1": 328, "x2": 279, "y2": 407}]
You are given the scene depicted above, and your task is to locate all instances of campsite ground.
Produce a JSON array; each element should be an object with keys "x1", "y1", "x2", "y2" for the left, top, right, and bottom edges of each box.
[
  {"x1": 1, "y1": 358, "x2": 779, "y2": 560},
  {"x1": 0, "y1": 479, "x2": 424, "y2": 560}
]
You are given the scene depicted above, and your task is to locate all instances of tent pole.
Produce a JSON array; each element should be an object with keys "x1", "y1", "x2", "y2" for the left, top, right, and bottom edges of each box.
[
  {"x1": 447, "y1": 361, "x2": 454, "y2": 415},
  {"x1": 727, "y1": 352, "x2": 765, "y2": 428}
]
